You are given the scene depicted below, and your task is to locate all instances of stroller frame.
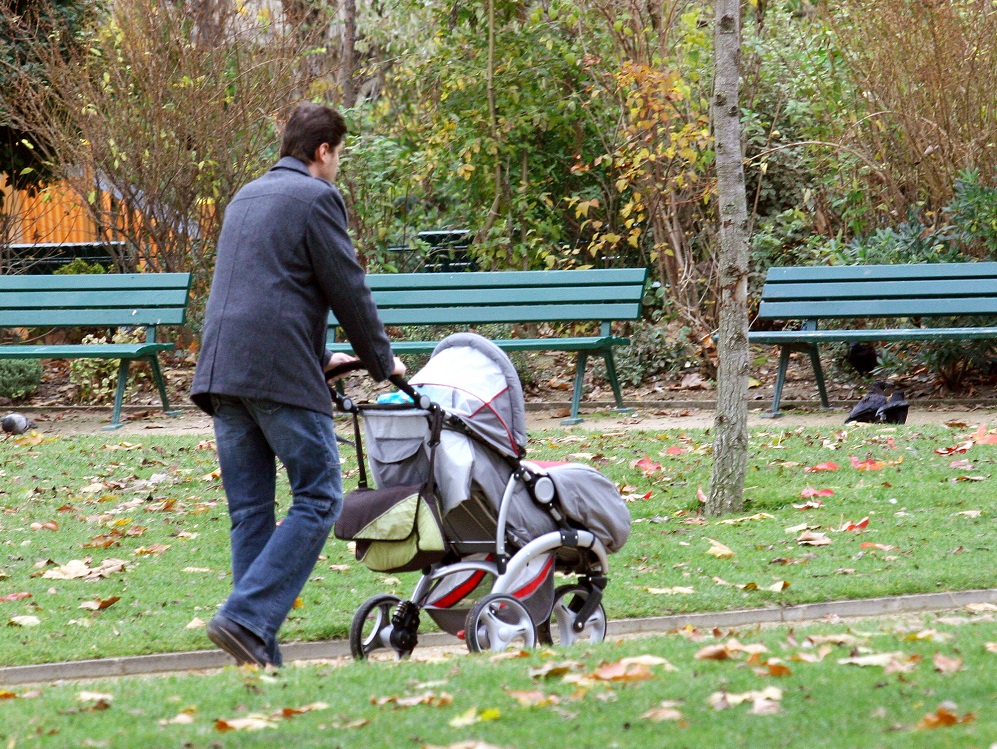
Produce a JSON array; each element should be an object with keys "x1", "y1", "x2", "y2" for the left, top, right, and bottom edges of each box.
[{"x1": 330, "y1": 367, "x2": 612, "y2": 658}]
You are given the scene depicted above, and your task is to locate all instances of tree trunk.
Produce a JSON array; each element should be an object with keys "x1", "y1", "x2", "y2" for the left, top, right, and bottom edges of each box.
[
  {"x1": 706, "y1": 0, "x2": 750, "y2": 517},
  {"x1": 341, "y1": 0, "x2": 357, "y2": 107}
]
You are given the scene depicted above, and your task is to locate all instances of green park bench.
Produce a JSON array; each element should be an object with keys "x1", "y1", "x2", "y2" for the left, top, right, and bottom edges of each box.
[
  {"x1": 0, "y1": 272, "x2": 192, "y2": 429},
  {"x1": 749, "y1": 262, "x2": 997, "y2": 416},
  {"x1": 328, "y1": 268, "x2": 649, "y2": 424}
]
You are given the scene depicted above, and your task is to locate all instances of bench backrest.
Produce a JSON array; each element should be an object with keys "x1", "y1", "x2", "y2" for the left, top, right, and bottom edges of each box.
[
  {"x1": 758, "y1": 262, "x2": 997, "y2": 321},
  {"x1": 329, "y1": 268, "x2": 648, "y2": 328},
  {"x1": 0, "y1": 273, "x2": 192, "y2": 328}
]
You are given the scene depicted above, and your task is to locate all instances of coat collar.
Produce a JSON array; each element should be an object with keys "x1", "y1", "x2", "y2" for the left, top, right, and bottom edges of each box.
[{"x1": 271, "y1": 156, "x2": 313, "y2": 177}]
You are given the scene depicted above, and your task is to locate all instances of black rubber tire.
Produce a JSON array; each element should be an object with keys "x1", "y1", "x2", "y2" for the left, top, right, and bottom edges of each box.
[
  {"x1": 349, "y1": 593, "x2": 401, "y2": 660},
  {"x1": 537, "y1": 584, "x2": 607, "y2": 647},
  {"x1": 465, "y1": 593, "x2": 538, "y2": 653}
]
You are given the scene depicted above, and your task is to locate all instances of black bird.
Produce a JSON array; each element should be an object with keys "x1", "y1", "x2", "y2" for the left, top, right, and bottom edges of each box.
[
  {"x1": 844, "y1": 342, "x2": 879, "y2": 375},
  {"x1": 845, "y1": 381, "x2": 891, "y2": 424},
  {"x1": 876, "y1": 389, "x2": 909, "y2": 424}
]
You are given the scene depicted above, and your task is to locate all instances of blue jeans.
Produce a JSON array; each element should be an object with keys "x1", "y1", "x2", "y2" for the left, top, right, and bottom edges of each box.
[{"x1": 211, "y1": 395, "x2": 342, "y2": 666}]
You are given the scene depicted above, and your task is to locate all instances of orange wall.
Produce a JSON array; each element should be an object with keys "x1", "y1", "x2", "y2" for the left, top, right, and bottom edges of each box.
[{"x1": 1, "y1": 174, "x2": 105, "y2": 244}]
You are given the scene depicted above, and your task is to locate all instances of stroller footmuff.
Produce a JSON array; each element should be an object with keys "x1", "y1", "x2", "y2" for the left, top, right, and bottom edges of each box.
[{"x1": 331, "y1": 333, "x2": 631, "y2": 658}]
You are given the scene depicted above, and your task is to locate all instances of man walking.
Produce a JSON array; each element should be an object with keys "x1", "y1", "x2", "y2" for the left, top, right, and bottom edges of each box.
[{"x1": 191, "y1": 102, "x2": 403, "y2": 667}]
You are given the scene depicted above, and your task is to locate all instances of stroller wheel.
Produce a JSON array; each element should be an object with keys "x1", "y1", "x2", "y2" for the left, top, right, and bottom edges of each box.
[
  {"x1": 537, "y1": 584, "x2": 607, "y2": 647},
  {"x1": 350, "y1": 594, "x2": 401, "y2": 660},
  {"x1": 465, "y1": 594, "x2": 537, "y2": 654}
]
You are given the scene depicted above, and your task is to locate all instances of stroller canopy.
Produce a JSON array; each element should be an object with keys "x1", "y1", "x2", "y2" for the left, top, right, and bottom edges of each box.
[{"x1": 410, "y1": 333, "x2": 526, "y2": 458}]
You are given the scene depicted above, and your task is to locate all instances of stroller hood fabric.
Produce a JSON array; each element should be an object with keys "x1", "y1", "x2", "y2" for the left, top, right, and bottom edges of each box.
[{"x1": 410, "y1": 333, "x2": 526, "y2": 458}]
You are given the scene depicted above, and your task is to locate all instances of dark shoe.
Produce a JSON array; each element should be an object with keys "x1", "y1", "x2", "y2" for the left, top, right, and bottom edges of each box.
[{"x1": 207, "y1": 615, "x2": 274, "y2": 668}]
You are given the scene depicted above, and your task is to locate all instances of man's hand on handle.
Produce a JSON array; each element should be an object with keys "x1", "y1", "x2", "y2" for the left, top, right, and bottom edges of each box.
[{"x1": 325, "y1": 352, "x2": 406, "y2": 381}]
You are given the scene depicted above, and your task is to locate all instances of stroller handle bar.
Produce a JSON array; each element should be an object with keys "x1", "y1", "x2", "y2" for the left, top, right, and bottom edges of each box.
[{"x1": 325, "y1": 359, "x2": 432, "y2": 411}]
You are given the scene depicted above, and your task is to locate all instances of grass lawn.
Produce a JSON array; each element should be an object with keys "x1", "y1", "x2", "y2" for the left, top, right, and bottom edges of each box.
[
  {"x1": 1, "y1": 612, "x2": 994, "y2": 748},
  {"x1": 0, "y1": 422, "x2": 994, "y2": 667}
]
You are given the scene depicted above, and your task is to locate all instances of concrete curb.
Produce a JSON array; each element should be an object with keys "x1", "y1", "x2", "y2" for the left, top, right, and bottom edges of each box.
[{"x1": 2, "y1": 588, "x2": 994, "y2": 686}]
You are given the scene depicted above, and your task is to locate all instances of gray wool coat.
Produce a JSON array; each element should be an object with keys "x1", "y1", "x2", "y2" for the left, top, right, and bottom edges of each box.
[{"x1": 191, "y1": 157, "x2": 394, "y2": 416}]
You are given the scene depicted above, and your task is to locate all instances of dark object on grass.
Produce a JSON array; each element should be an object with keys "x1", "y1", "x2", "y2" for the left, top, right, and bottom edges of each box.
[
  {"x1": 1, "y1": 412, "x2": 35, "y2": 434},
  {"x1": 844, "y1": 342, "x2": 879, "y2": 375},
  {"x1": 845, "y1": 381, "x2": 891, "y2": 424},
  {"x1": 876, "y1": 389, "x2": 909, "y2": 424}
]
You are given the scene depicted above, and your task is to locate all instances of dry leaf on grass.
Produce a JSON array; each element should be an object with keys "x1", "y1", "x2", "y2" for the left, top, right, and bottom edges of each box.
[
  {"x1": 505, "y1": 689, "x2": 560, "y2": 707},
  {"x1": 42, "y1": 558, "x2": 127, "y2": 580},
  {"x1": 705, "y1": 538, "x2": 735, "y2": 559},
  {"x1": 932, "y1": 653, "x2": 964, "y2": 673},
  {"x1": 78, "y1": 596, "x2": 120, "y2": 611},
  {"x1": 641, "y1": 704, "x2": 684, "y2": 722},
  {"x1": 8, "y1": 615, "x2": 40, "y2": 628},
  {"x1": 448, "y1": 707, "x2": 501, "y2": 728},
  {"x1": 916, "y1": 705, "x2": 975, "y2": 730},
  {"x1": 796, "y1": 530, "x2": 832, "y2": 546}
]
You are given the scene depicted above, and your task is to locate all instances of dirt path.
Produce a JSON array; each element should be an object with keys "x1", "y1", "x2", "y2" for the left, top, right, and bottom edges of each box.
[{"x1": 11, "y1": 400, "x2": 997, "y2": 437}]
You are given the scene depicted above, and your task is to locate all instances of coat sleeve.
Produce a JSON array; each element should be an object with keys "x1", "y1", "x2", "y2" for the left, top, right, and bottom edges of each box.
[{"x1": 304, "y1": 187, "x2": 395, "y2": 381}]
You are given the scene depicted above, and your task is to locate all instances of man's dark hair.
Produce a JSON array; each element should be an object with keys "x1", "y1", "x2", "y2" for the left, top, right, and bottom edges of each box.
[{"x1": 279, "y1": 102, "x2": 347, "y2": 163}]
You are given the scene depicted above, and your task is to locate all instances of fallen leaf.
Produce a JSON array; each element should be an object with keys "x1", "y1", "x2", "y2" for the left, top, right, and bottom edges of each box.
[
  {"x1": 505, "y1": 689, "x2": 560, "y2": 707},
  {"x1": 697, "y1": 486, "x2": 708, "y2": 504},
  {"x1": 8, "y1": 615, "x2": 40, "y2": 627},
  {"x1": 134, "y1": 544, "x2": 171, "y2": 556},
  {"x1": 850, "y1": 456, "x2": 886, "y2": 471},
  {"x1": 646, "y1": 586, "x2": 695, "y2": 595},
  {"x1": 0, "y1": 592, "x2": 31, "y2": 603},
  {"x1": 793, "y1": 500, "x2": 824, "y2": 510},
  {"x1": 838, "y1": 652, "x2": 910, "y2": 668},
  {"x1": 634, "y1": 456, "x2": 662, "y2": 475},
  {"x1": 836, "y1": 517, "x2": 870, "y2": 532},
  {"x1": 985, "y1": 642, "x2": 997, "y2": 653},
  {"x1": 185, "y1": 617, "x2": 206, "y2": 630},
  {"x1": 591, "y1": 660, "x2": 655, "y2": 682},
  {"x1": 799, "y1": 487, "x2": 835, "y2": 498},
  {"x1": 705, "y1": 538, "x2": 735, "y2": 559},
  {"x1": 43, "y1": 558, "x2": 127, "y2": 581},
  {"x1": 447, "y1": 707, "x2": 500, "y2": 728},
  {"x1": 29, "y1": 521, "x2": 59, "y2": 532},
  {"x1": 796, "y1": 530, "x2": 832, "y2": 546},
  {"x1": 973, "y1": 422, "x2": 997, "y2": 445},
  {"x1": 804, "y1": 461, "x2": 839, "y2": 473},
  {"x1": 215, "y1": 716, "x2": 278, "y2": 731},
  {"x1": 954, "y1": 510, "x2": 983, "y2": 518},
  {"x1": 528, "y1": 661, "x2": 581, "y2": 680},
  {"x1": 718, "y1": 513, "x2": 774, "y2": 525},
  {"x1": 694, "y1": 643, "x2": 733, "y2": 661},
  {"x1": 860, "y1": 542, "x2": 895, "y2": 551},
  {"x1": 78, "y1": 596, "x2": 120, "y2": 611},
  {"x1": 641, "y1": 706, "x2": 683, "y2": 722},
  {"x1": 932, "y1": 653, "x2": 963, "y2": 673},
  {"x1": 916, "y1": 705, "x2": 975, "y2": 729},
  {"x1": 935, "y1": 441, "x2": 973, "y2": 456}
]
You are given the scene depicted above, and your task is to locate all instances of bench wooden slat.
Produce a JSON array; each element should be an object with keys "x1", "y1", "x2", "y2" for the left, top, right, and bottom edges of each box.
[
  {"x1": 0, "y1": 272, "x2": 192, "y2": 292},
  {"x1": 760, "y1": 279, "x2": 997, "y2": 302},
  {"x1": 765, "y1": 262, "x2": 997, "y2": 283},
  {"x1": 0, "y1": 343, "x2": 175, "y2": 359},
  {"x1": 332, "y1": 302, "x2": 641, "y2": 328},
  {"x1": 0, "y1": 308, "x2": 188, "y2": 327},
  {"x1": 749, "y1": 327, "x2": 997, "y2": 344},
  {"x1": 369, "y1": 285, "x2": 645, "y2": 308},
  {"x1": 328, "y1": 335, "x2": 628, "y2": 355},
  {"x1": 365, "y1": 268, "x2": 647, "y2": 291},
  {"x1": 1, "y1": 289, "x2": 192, "y2": 310},
  {"x1": 758, "y1": 297, "x2": 997, "y2": 320}
]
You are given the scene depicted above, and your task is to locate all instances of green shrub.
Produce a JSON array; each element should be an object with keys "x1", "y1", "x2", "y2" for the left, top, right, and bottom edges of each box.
[
  {"x1": 0, "y1": 359, "x2": 44, "y2": 400},
  {"x1": 945, "y1": 168, "x2": 997, "y2": 257},
  {"x1": 53, "y1": 258, "x2": 107, "y2": 275},
  {"x1": 612, "y1": 313, "x2": 694, "y2": 387},
  {"x1": 69, "y1": 328, "x2": 147, "y2": 404}
]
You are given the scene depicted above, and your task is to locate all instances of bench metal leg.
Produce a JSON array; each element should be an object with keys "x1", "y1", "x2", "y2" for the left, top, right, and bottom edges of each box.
[
  {"x1": 103, "y1": 359, "x2": 130, "y2": 431},
  {"x1": 149, "y1": 356, "x2": 182, "y2": 417},
  {"x1": 562, "y1": 352, "x2": 589, "y2": 425},
  {"x1": 602, "y1": 349, "x2": 633, "y2": 414},
  {"x1": 808, "y1": 345, "x2": 831, "y2": 409},
  {"x1": 761, "y1": 346, "x2": 791, "y2": 418}
]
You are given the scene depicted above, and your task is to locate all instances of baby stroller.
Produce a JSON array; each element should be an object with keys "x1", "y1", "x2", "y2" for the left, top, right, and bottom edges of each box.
[{"x1": 329, "y1": 333, "x2": 631, "y2": 658}]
